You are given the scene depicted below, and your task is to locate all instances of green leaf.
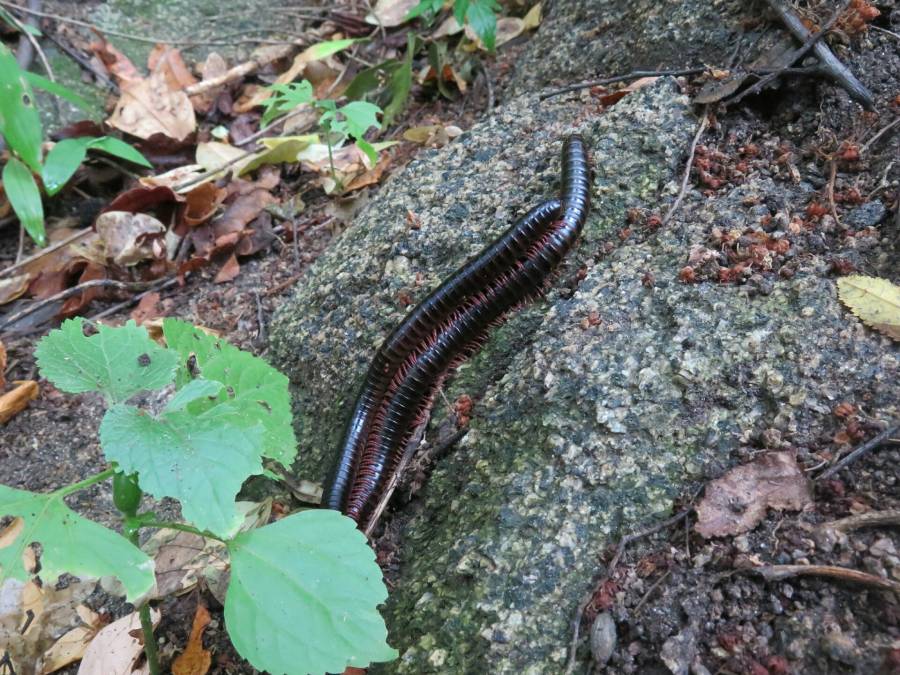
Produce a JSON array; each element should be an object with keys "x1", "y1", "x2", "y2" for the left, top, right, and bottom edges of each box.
[
  {"x1": 225, "y1": 510, "x2": 397, "y2": 674},
  {"x1": 34, "y1": 317, "x2": 178, "y2": 404},
  {"x1": 0, "y1": 484, "x2": 155, "y2": 602},
  {"x1": 0, "y1": 7, "x2": 41, "y2": 35},
  {"x1": 260, "y1": 80, "x2": 313, "y2": 128},
  {"x1": 88, "y1": 136, "x2": 153, "y2": 168},
  {"x1": 2, "y1": 156, "x2": 44, "y2": 246},
  {"x1": 466, "y1": 0, "x2": 500, "y2": 50},
  {"x1": 384, "y1": 34, "x2": 415, "y2": 127},
  {"x1": 162, "y1": 319, "x2": 298, "y2": 467},
  {"x1": 0, "y1": 43, "x2": 42, "y2": 173},
  {"x1": 343, "y1": 59, "x2": 401, "y2": 101},
  {"x1": 41, "y1": 137, "x2": 91, "y2": 196},
  {"x1": 453, "y1": 0, "x2": 470, "y2": 26},
  {"x1": 356, "y1": 138, "x2": 378, "y2": 166},
  {"x1": 406, "y1": 0, "x2": 444, "y2": 21},
  {"x1": 304, "y1": 37, "x2": 359, "y2": 61},
  {"x1": 338, "y1": 101, "x2": 382, "y2": 139},
  {"x1": 23, "y1": 71, "x2": 90, "y2": 110},
  {"x1": 100, "y1": 403, "x2": 265, "y2": 537},
  {"x1": 164, "y1": 378, "x2": 224, "y2": 413}
]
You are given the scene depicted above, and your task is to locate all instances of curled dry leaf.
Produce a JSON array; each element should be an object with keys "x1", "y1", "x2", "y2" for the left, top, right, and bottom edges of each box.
[
  {"x1": 171, "y1": 604, "x2": 212, "y2": 675},
  {"x1": 104, "y1": 184, "x2": 181, "y2": 220},
  {"x1": 89, "y1": 38, "x2": 142, "y2": 85},
  {"x1": 78, "y1": 608, "x2": 160, "y2": 675},
  {"x1": 190, "y1": 52, "x2": 228, "y2": 113},
  {"x1": 183, "y1": 183, "x2": 225, "y2": 227},
  {"x1": 837, "y1": 275, "x2": 900, "y2": 341},
  {"x1": 695, "y1": 451, "x2": 813, "y2": 538},
  {"x1": 78, "y1": 212, "x2": 167, "y2": 267},
  {"x1": 0, "y1": 273, "x2": 31, "y2": 306},
  {"x1": 38, "y1": 605, "x2": 104, "y2": 675},
  {"x1": 147, "y1": 46, "x2": 198, "y2": 92},
  {"x1": 0, "y1": 380, "x2": 38, "y2": 424},
  {"x1": 213, "y1": 253, "x2": 240, "y2": 284}
]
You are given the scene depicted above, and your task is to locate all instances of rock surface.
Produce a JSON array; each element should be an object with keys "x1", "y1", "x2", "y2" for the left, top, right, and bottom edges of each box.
[{"x1": 268, "y1": 71, "x2": 898, "y2": 671}]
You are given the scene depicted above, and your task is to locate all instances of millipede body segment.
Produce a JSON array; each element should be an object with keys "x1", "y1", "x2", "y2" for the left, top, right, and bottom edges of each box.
[{"x1": 323, "y1": 135, "x2": 591, "y2": 527}]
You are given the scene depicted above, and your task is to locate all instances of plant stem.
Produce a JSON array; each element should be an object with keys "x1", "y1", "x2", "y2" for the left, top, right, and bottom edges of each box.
[
  {"x1": 125, "y1": 519, "x2": 161, "y2": 674},
  {"x1": 53, "y1": 468, "x2": 116, "y2": 498},
  {"x1": 140, "y1": 519, "x2": 226, "y2": 542}
]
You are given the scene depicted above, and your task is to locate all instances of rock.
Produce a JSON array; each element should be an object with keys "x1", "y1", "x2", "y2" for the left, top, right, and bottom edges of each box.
[
  {"x1": 843, "y1": 200, "x2": 887, "y2": 230},
  {"x1": 660, "y1": 627, "x2": 697, "y2": 675},
  {"x1": 269, "y1": 55, "x2": 898, "y2": 675},
  {"x1": 590, "y1": 611, "x2": 617, "y2": 667}
]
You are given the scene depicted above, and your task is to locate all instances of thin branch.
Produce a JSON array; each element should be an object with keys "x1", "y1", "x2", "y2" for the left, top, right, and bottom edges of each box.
[
  {"x1": 739, "y1": 563, "x2": 900, "y2": 594},
  {"x1": 0, "y1": 228, "x2": 93, "y2": 279},
  {"x1": 861, "y1": 117, "x2": 900, "y2": 154},
  {"x1": 540, "y1": 67, "x2": 709, "y2": 101},
  {"x1": 183, "y1": 43, "x2": 297, "y2": 97},
  {"x1": 763, "y1": 0, "x2": 875, "y2": 110},
  {"x1": 0, "y1": 279, "x2": 157, "y2": 332},
  {"x1": 826, "y1": 159, "x2": 842, "y2": 226},
  {"x1": 88, "y1": 277, "x2": 178, "y2": 321},
  {"x1": 661, "y1": 109, "x2": 709, "y2": 227},
  {"x1": 822, "y1": 510, "x2": 900, "y2": 533},
  {"x1": 816, "y1": 421, "x2": 900, "y2": 481}
]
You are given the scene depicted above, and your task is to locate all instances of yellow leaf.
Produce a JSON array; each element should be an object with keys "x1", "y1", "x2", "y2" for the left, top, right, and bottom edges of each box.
[
  {"x1": 239, "y1": 134, "x2": 319, "y2": 175},
  {"x1": 172, "y1": 604, "x2": 212, "y2": 675},
  {"x1": 837, "y1": 275, "x2": 900, "y2": 341},
  {"x1": 523, "y1": 2, "x2": 542, "y2": 30},
  {"x1": 0, "y1": 380, "x2": 38, "y2": 424}
]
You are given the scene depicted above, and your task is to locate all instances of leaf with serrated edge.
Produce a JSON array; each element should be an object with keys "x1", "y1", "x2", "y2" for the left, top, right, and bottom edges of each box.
[
  {"x1": 164, "y1": 378, "x2": 223, "y2": 413},
  {"x1": 100, "y1": 403, "x2": 264, "y2": 537},
  {"x1": 0, "y1": 484, "x2": 154, "y2": 602},
  {"x1": 225, "y1": 510, "x2": 397, "y2": 674},
  {"x1": 837, "y1": 275, "x2": 900, "y2": 342},
  {"x1": 162, "y1": 319, "x2": 297, "y2": 466},
  {"x1": 35, "y1": 318, "x2": 178, "y2": 404}
]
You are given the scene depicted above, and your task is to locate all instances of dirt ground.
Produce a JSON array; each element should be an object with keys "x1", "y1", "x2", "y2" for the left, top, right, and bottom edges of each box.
[{"x1": 1, "y1": 3, "x2": 899, "y2": 674}]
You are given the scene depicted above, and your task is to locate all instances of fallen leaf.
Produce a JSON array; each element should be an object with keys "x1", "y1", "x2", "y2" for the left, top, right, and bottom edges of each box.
[
  {"x1": 89, "y1": 38, "x2": 142, "y2": 85},
  {"x1": 464, "y1": 17, "x2": 525, "y2": 48},
  {"x1": 365, "y1": 0, "x2": 418, "y2": 26},
  {"x1": 182, "y1": 183, "x2": 225, "y2": 227},
  {"x1": 597, "y1": 77, "x2": 659, "y2": 106},
  {"x1": 104, "y1": 184, "x2": 181, "y2": 219},
  {"x1": 147, "y1": 46, "x2": 198, "y2": 92},
  {"x1": 60, "y1": 262, "x2": 107, "y2": 317},
  {"x1": 403, "y1": 124, "x2": 462, "y2": 147},
  {"x1": 190, "y1": 52, "x2": 228, "y2": 113},
  {"x1": 171, "y1": 604, "x2": 211, "y2": 675},
  {"x1": 238, "y1": 134, "x2": 318, "y2": 175},
  {"x1": 695, "y1": 452, "x2": 813, "y2": 538},
  {"x1": 837, "y1": 275, "x2": 900, "y2": 341},
  {"x1": 0, "y1": 273, "x2": 31, "y2": 305},
  {"x1": 522, "y1": 2, "x2": 542, "y2": 30},
  {"x1": 84, "y1": 212, "x2": 167, "y2": 266},
  {"x1": 344, "y1": 154, "x2": 392, "y2": 192},
  {"x1": 432, "y1": 16, "x2": 464, "y2": 38},
  {"x1": 213, "y1": 253, "x2": 240, "y2": 283},
  {"x1": 195, "y1": 141, "x2": 251, "y2": 179},
  {"x1": 78, "y1": 609, "x2": 160, "y2": 675},
  {"x1": 38, "y1": 606, "x2": 104, "y2": 675},
  {"x1": 139, "y1": 164, "x2": 207, "y2": 191},
  {"x1": 108, "y1": 59, "x2": 196, "y2": 141},
  {"x1": 130, "y1": 292, "x2": 162, "y2": 325},
  {"x1": 0, "y1": 380, "x2": 39, "y2": 424},
  {"x1": 0, "y1": 340, "x2": 6, "y2": 388}
]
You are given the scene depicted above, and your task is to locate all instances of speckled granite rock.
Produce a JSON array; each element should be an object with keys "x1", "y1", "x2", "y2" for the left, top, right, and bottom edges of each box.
[
  {"x1": 508, "y1": 0, "x2": 746, "y2": 97},
  {"x1": 268, "y1": 78, "x2": 898, "y2": 672}
]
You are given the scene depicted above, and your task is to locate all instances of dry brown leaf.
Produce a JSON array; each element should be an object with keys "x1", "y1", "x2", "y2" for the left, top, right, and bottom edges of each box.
[
  {"x1": 108, "y1": 65, "x2": 196, "y2": 141},
  {"x1": 0, "y1": 340, "x2": 6, "y2": 388},
  {"x1": 464, "y1": 17, "x2": 525, "y2": 48},
  {"x1": 183, "y1": 183, "x2": 225, "y2": 227},
  {"x1": 432, "y1": 15, "x2": 464, "y2": 38},
  {"x1": 0, "y1": 380, "x2": 39, "y2": 424},
  {"x1": 81, "y1": 212, "x2": 167, "y2": 266},
  {"x1": 0, "y1": 273, "x2": 31, "y2": 306},
  {"x1": 139, "y1": 164, "x2": 207, "y2": 190},
  {"x1": 38, "y1": 606, "x2": 103, "y2": 675},
  {"x1": 77, "y1": 609, "x2": 160, "y2": 675},
  {"x1": 147, "y1": 46, "x2": 198, "y2": 91},
  {"x1": 597, "y1": 77, "x2": 659, "y2": 106},
  {"x1": 130, "y1": 292, "x2": 162, "y2": 325},
  {"x1": 365, "y1": 0, "x2": 418, "y2": 26},
  {"x1": 171, "y1": 604, "x2": 211, "y2": 675},
  {"x1": 837, "y1": 274, "x2": 900, "y2": 341},
  {"x1": 89, "y1": 38, "x2": 142, "y2": 85},
  {"x1": 403, "y1": 124, "x2": 463, "y2": 147},
  {"x1": 190, "y1": 52, "x2": 228, "y2": 113},
  {"x1": 522, "y1": 2, "x2": 542, "y2": 30},
  {"x1": 695, "y1": 451, "x2": 812, "y2": 538},
  {"x1": 213, "y1": 253, "x2": 240, "y2": 283},
  {"x1": 344, "y1": 154, "x2": 392, "y2": 192}
]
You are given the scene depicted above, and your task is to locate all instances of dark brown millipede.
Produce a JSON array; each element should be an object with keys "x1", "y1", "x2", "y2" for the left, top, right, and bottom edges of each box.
[{"x1": 323, "y1": 135, "x2": 591, "y2": 528}]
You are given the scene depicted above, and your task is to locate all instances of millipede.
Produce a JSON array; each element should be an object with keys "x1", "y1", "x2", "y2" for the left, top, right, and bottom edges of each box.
[{"x1": 323, "y1": 134, "x2": 591, "y2": 529}]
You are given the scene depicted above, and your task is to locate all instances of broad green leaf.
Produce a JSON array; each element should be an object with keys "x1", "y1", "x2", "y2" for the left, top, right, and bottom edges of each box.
[
  {"x1": 0, "y1": 484, "x2": 154, "y2": 602},
  {"x1": 343, "y1": 59, "x2": 401, "y2": 101},
  {"x1": 338, "y1": 101, "x2": 381, "y2": 139},
  {"x1": 0, "y1": 43, "x2": 42, "y2": 173},
  {"x1": 2, "y1": 156, "x2": 44, "y2": 246},
  {"x1": 100, "y1": 403, "x2": 265, "y2": 537},
  {"x1": 164, "y1": 378, "x2": 224, "y2": 413},
  {"x1": 384, "y1": 34, "x2": 415, "y2": 127},
  {"x1": 405, "y1": 0, "x2": 443, "y2": 21},
  {"x1": 41, "y1": 137, "x2": 91, "y2": 196},
  {"x1": 24, "y1": 71, "x2": 90, "y2": 110},
  {"x1": 356, "y1": 138, "x2": 378, "y2": 166},
  {"x1": 837, "y1": 275, "x2": 900, "y2": 341},
  {"x1": 35, "y1": 317, "x2": 178, "y2": 404},
  {"x1": 88, "y1": 136, "x2": 152, "y2": 168},
  {"x1": 162, "y1": 319, "x2": 298, "y2": 467},
  {"x1": 260, "y1": 80, "x2": 313, "y2": 128},
  {"x1": 225, "y1": 510, "x2": 397, "y2": 674},
  {"x1": 453, "y1": 0, "x2": 470, "y2": 25},
  {"x1": 304, "y1": 38, "x2": 359, "y2": 62},
  {"x1": 467, "y1": 0, "x2": 501, "y2": 51}
]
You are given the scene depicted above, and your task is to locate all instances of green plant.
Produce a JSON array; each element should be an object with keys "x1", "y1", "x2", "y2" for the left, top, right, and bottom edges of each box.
[
  {"x1": 260, "y1": 80, "x2": 384, "y2": 185},
  {"x1": 0, "y1": 318, "x2": 396, "y2": 674},
  {"x1": 0, "y1": 43, "x2": 150, "y2": 246},
  {"x1": 408, "y1": 0, "x2": 502, "y2": 50}
]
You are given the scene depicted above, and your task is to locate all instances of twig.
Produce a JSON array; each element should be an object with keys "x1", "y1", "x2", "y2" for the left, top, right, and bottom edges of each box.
[
  {"x1": 763, "y1": 0, "x2": 875, "y2": 110},
  {"x1": 89, "y1": 277, "x2": 178, "y2": 321},
  {"x1": 0, "y1": 279, "x2": 156, "y2": 332},
  {"x1": 730, "y1": 0, "x2": 849, "y2": 106},
  {"x1": 0, "y1": 2, "x2": 300, "y2": 48},
  {"x1": 822, "y1": 510, "x2": 900, "y2": 533},
  {"x1": 869, "y1": 25, "x2": 900, "y2": 41},
  {"x1": 861, "y1": 117, "x2": 900, "y2": 154},
  {"x1": 633, "y1": 569, "x2": 672, "y2": 613},
  {"x1": 540, "y1": 67, "x2": 709, "y2": 101},
  {"x1": 825, "y1": 159, "x2": 842, "y2": 226},
  {"x1": 183, "y1": 44, "x2": 296, "y2": 97},
  {"x1": 362, "y1": 426, "x2": 469, "y2": 538},
  {"x1": 661, "y1": 109, "x2": 709, "y2": 227},
  {"x1": 0, "y1": 228, "x2": 92, "y2": 279},
  {"x1": 738, "y1": 563, "x2": 900, "y2": 595},
  {"x1": 816, "y1": 421, "x2": 900, "y2": 481},
  {"x1": 563, "y1": 507, "x2": 693, "y2": 675}
]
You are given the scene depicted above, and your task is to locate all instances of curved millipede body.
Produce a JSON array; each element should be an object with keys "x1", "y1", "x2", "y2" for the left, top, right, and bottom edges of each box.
[{"x1": 324, "y1": 134, "x2": 591, "y2": 527}]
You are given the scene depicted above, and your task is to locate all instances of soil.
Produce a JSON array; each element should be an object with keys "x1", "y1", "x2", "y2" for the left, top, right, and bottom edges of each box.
[{"x1": 1, "y1": 2, "x2": 898, "y2": 674}]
